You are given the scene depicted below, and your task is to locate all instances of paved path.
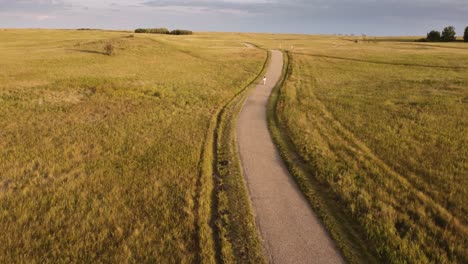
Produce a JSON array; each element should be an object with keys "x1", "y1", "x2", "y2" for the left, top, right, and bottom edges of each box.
[
  {"x1": 243, "y1": 42, "x2": 255, "y2": 49},
  {"x1": 237, "y1": 50, "x2": 344, "y2": 264}
]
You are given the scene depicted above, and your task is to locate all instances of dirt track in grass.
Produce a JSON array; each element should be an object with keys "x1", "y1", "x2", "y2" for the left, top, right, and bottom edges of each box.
[{"x1": 237, "y1": 50, "x2": 344, "y2": 264}]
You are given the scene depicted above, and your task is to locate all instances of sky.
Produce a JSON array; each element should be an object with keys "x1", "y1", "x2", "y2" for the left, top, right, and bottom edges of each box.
[{"x1": 0, "y1": 0, "x2": 467, "y2": 36}]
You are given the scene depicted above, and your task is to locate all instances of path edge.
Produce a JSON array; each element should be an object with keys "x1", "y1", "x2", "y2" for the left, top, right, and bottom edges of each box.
[
  {"x1": 198, "y1": 44, "x2": 271, "y2": 263},
  {"x1": 266, "y1": 50, "x2": 381, "y2": 264}
]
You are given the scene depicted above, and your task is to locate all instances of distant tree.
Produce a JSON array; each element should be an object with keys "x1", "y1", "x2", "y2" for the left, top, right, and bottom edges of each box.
[
  {"x1": 441, "y1": 26, "x2": 456, "y2": 42},
  {"x1": 135, "y1": 28, "x2": 146, "y2": 33},
  {"x1": 134, "y1": 28, "x2": 192, "y2": 35},
  {"x1": 169, "y1": 30, "x2": 193, "y2": 35},
  {"x1": 426, "y1": 30, "x2": 441, "y2": 42},
  {"x1": 149, "y1": 28, "x2": 170, "y2": 34},
  {"x1": 135, "y1": 28, "x2": 170, "y2": 34},
  {"x1": 464, "y1": 26, "x2": 468, "y2": 42}
]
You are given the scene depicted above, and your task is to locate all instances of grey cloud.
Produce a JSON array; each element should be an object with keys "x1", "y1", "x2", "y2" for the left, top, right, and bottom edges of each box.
[
  {"x1": 0, "y1": 0, "x2": 466, "y2": 35},
  {"x1": 0, "y1": 0, "x2": 71, "y2": 12},
  {"x1": 141, "y1": 0, "x2": 289, "y2": 14},
  {"x1": 138, "y1": 0, "x2": 468, "y2": 35},
  {"x1": 141, "y1": 0, "x2": 468, "y2": 19}
]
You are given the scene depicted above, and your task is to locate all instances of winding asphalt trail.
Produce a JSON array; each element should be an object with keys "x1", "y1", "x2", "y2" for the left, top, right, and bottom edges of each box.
[{"x1": 237, "y1": 50, "x2": 344, "y2": 264}]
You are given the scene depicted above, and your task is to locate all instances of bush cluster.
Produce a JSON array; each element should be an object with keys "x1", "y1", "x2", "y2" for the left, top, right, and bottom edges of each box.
[
  {"x1": 134, "y1": 28, "x2": 193, "y2": 35},
  {"x1": 426, "y1": 30, "x2": 441, "y2": 42},
  {"x1": 423, "y1": 26, "x2": 464, "y2": 42},
  {"x1": 169, "y1": 29, "x2": 193, "y2": 35},
  {"x1": 135, "y1": 28, "x2": 169, "y2": 34}
]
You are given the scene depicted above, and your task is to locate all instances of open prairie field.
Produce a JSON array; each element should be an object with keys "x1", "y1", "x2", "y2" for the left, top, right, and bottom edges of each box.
[
  {"x1": 0, "y1": 29, "x2": 266, "y2": 262},
  {"x1": 2, "y1": 29, "x2": 466, "y2": 263},
  {"x1": 260, "y1": 35, "x2": 467, "y2": 263}
]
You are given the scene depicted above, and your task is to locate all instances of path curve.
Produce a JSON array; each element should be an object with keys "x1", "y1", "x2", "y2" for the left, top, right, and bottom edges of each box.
[
  {"x1": 243, "y1": 42, "x2": 255, "y2": 49},
  {"x1": 237, "y1": 50, "x2": 344, "y2": 264}
]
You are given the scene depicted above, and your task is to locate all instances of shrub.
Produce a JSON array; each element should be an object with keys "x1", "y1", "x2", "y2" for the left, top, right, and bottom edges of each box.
[
  {"x1": 134, "y1": 28, "x2": 193, "y2": 35},
  {"x1": 464, "y1": 26, "x2": 468, "y2": 42},
  {"x1": 104, "y1": 43, "x2": 115, "y2": 56},
  {"x1": 426, "y1": 30, "x2": 441, "y2": 42},
  {"x1": 134, "y1": 28, "x2": 170, "y2": 34},
  {"x1": 441, "y1": 26, "x2": 456, "y2": 42},
  {"x1": 149, "y1": 28, "x2": 170, "y2": 34},
  {"x1": 170, "y1": 30, "x2": 193, "y2": 35}
]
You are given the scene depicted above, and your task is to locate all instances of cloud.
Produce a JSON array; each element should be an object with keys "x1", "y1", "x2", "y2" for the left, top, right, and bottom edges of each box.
[
  {"x1": 0, "y1": 0, "x2": 70, "y2": 12},
  {"x1": 140, "y1": 0, "x2": 468, "y2": 17},
  {"x1": 138, "y1": 0, "x2": 468, "y2": 34},
  {"x1": 0, "y1": 0, "x2": 466, "y2": 35},
  {"x1": 141, "y1": 0, "x2": 286, "y2": 14},
  {"x1": 36, "y1": 15, "x2": 57, "y2": 21}
]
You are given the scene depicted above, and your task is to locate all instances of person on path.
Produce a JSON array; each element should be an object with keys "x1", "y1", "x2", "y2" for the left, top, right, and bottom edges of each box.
[{"x1": 263, "y1": 76, "x2": 267, "y2": 85}]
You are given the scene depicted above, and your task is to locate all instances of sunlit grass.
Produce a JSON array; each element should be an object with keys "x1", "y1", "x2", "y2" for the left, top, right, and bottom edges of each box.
[
  {"x1": 0, "y1": 29, "x2": 265, "y2": 262},
  {"x1": 3, "y1": 29, "x2": 466, "y2": 263},
  {"x1": 268, "y1": 36, "x2": 467, "y2": 263}
]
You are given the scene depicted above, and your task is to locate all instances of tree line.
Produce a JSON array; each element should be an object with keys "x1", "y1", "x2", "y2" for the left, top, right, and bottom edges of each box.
[
  {"x1": 422, "y1": 26, "x2": 468, "y2": 42},
  {"x1": 134, "y1": 28, "x2": 193, "y2": 35}
]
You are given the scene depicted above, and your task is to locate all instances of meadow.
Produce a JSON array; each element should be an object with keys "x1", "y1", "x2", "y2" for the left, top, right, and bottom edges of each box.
[
  {"x1": 1, "y1": 29, "x2": 467, "y2": 263},
  {"x1": 261, "y1": 35, "x2": 467, "y2": 263},
  {"x1": 0, "y1": 29, "x2": 266, "y2": 262}
]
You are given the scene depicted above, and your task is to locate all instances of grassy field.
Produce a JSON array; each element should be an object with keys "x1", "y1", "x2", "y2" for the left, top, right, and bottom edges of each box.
[
  {"x1": 2, "y1": 29, "x2": 466, "y2": 263},
  {"x1": 261, "y1": 36, "x2": 467, "y2": 263},
  {"x1": 0, "y1": 29, "x2": 267, "y2": 262}
]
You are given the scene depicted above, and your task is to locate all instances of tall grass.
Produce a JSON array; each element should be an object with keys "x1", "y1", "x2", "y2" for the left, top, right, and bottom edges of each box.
[
  {"x1": 272, "y1": 38, "x2": 468, "y2": 263},
  {"x1": 0, "y1": 29, "x2": 265, "y2": 262}
]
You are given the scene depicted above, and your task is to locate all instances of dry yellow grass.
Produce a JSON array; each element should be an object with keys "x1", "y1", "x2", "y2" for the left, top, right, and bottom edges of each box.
[
  {"x1": 0, "y1": 29, "x2": 266, "y2": 262},
  {"x1": 3, "y1": 29, "x2": 466, "y2": 263},
  {"x1": 263, "y1": 36, "x2": 467, "y2": 263}
]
